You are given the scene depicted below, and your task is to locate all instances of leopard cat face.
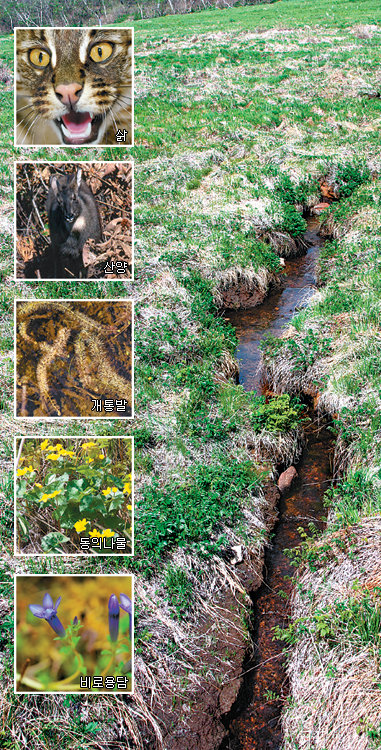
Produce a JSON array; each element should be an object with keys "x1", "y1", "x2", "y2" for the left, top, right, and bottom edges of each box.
[{"x1": 16, "y1": 28, "x2": 132, "y2": 146}]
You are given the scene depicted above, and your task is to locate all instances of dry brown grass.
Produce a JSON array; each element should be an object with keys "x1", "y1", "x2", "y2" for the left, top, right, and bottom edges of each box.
[{"x1": 283, "y1": 517, "x2": 381, "y2": 750}]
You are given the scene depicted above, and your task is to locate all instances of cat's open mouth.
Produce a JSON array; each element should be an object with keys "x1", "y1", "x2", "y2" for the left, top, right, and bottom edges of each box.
[{"x1": 56, "y1": 111, "x2": 103, "y2": 145}]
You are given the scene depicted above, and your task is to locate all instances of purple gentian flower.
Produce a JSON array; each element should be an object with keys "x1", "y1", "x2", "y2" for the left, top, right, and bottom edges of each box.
[
  {"x1": 108, "y1": 594, "x2": 120, "y2": 642},
  {"x1": 120, "y1": 593, "x2": 132, "y2": 639},
  {"x1": 29, "y1": 592, "x2": 65, "y2": 637}
]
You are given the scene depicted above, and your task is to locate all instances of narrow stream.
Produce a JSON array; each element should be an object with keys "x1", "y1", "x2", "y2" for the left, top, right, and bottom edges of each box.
[
  {"x1": 225, "y1": 218, "x2": 322, "y2": 392},
  {"x1": 221, "y1": 218, "x2": 334, "y2": 749}
]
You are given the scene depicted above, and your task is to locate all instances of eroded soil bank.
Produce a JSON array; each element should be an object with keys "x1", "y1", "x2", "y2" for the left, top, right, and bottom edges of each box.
[{"x1": 220, "y1": 217, "x2": 335, "y2": 749}]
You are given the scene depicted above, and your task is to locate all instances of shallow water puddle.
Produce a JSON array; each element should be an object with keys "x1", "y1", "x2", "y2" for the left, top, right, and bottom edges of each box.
[{"x1": 221, "y1": 218, "x2": 334, "y2": 749}]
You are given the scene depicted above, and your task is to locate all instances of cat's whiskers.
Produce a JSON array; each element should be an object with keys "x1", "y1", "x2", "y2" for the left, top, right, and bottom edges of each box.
[
  {"x1": 17, "y1": 109, "x2": 35, "y2": 128},
  {"x1": 118, "y1": 94, "x2": 132, "y2": 106},
  {"x1": 109, "y1": 107, "x2": 119, "y2": 135},
  {"x1": 19, "y1": 114, "x2": 41, "y2": 145},
  {"x1": 16, "y1": 102, "x2": 37, "y2": 113}
]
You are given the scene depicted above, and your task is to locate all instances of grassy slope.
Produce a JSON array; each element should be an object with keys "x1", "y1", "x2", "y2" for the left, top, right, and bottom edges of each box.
[{"x1": 1, "y1": 1, "x2": 381, "y2": 747}]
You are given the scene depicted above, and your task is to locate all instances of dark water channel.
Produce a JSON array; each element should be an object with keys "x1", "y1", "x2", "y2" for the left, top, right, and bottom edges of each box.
[{"x1": 221, "y1": 218, "x2": 334, "y2": 749}]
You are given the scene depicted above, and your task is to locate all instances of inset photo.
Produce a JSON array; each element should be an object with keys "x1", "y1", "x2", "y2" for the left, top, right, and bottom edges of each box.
[
  {"x1": 15, "y1": 437, "x2": 133, "y2": 556},
  {"x1": 15, "y1": 299, "x2": 133, "y2": 418},
  {"x1": 15, "y1": 27, "x2": 133, "y2": 147},
  {"x1": 15, "y1": 575, "x2": 133, "y2": 693},
  {"x1": 15, "y1": 162, "x2": 133, "y2": 279}
]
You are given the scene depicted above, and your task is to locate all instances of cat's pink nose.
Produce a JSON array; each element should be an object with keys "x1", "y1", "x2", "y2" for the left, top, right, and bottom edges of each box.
[{"x1": 55, "y1": 83, "x2": 82, "y2": 107}]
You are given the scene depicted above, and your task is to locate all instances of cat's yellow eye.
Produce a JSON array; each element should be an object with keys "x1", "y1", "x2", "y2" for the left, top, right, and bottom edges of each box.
[
  {"x1": 89, "y1": 42, "x2": 113, "y2": 63},
  {"x1": 29, "y1": 48, "x2": 50, "y2": 68}
]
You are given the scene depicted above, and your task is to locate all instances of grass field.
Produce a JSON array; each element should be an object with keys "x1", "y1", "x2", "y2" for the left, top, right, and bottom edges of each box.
[{"x1": 1, "y1": 1, "x2": 381, "y2": 747}]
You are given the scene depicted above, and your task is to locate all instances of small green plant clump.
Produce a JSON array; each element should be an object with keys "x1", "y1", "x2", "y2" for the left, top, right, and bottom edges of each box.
[
  {"x1": 136, "y1": 457, "x2": 262, "y2": 575},
  {"x1": 250, "y1": 393, "x2": 305, "y2": 433},
  {"x1": 335, "y1": 160, "x2": 371, "y2": 198},
  {"x1": 286, "y1": 329, "x2": 332, "y2": 371},
  {"x1": 275, "y1": 173, "x2": 318, "y2": 206},
  {"x1": 278, "y1": 203, "x2": 307, "y2": 238}
]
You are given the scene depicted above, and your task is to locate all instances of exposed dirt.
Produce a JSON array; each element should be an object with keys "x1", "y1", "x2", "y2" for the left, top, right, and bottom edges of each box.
[{"x1": 221, "y1": 284, "x2": 267, "y2": 310}]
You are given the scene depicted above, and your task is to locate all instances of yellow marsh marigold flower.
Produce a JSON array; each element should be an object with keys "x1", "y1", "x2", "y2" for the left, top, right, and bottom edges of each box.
[
  {"x1": 89, "y1": 528, "x2": 101, "y2": 538},
  {"x1": 74, "y1": 519, "x2": 89, "y2": 533},
  {"x1": 40, "y1": 439, "x2": 51, "y2": 450},
  {"x1": 101, "y1": 529, "x2": 114, "y2": 538},
  {"x1": 86, "y1": 457, "x2": 94, "y2": 463},
  {"x1": 35, "y1": 483, "x2": 43, "y2": 488},
  {"x1": 52, "y1": 444, "x2": 63, "y2": 451},
  {"x1": 127, "y1": 505, "x2": 132, "y2": 510},
  {"x1": 102, "y1": 487, "x2": 112, "y2": 496},
  {"x1": 111, "y1": 487, "x2": 118, "y2": 493},
  {"x1": 81, "y1": 442, "x2": 97, "y2": 450},
  {"x1": 123, "y1": 482, "x2": 132, "y2": 494},
  {"x1": 46, "y1": 454, "x2": 60, "y2": 461},
  {"x1": 17, "y1": 466, "x2": 34, "y2": 477},
  {"x1": 39, "y1": 489, "x2": 61, "y2": 503},
  {"x1": 98, "y1": 454, "x2": 105, "y2": 459}
]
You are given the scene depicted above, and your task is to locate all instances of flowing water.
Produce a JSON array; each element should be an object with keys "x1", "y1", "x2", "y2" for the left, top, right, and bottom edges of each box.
[{"x1": 221, "y1": 218, "x2": 334, "y2": 750}]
